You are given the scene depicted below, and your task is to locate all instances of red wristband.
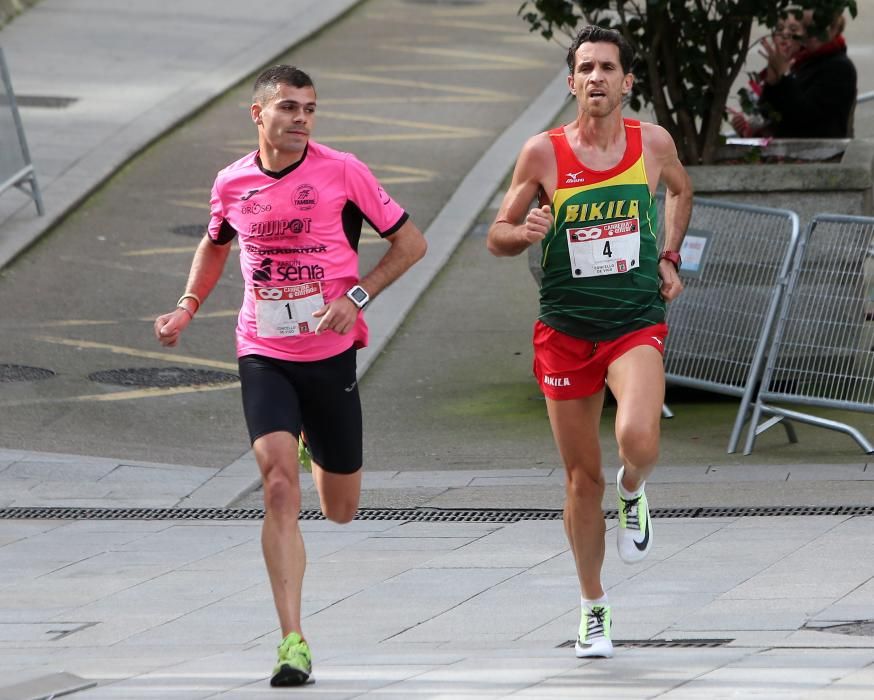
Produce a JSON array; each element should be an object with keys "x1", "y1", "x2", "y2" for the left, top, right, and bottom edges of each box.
[{"x1": 659, "y1": 250, "x2": 682, "y2": 270}]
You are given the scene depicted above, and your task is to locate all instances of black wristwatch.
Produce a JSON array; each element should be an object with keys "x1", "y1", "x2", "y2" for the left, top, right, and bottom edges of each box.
[{"x1": 345, "y1": 285, "x2": 370, "y2": 310}]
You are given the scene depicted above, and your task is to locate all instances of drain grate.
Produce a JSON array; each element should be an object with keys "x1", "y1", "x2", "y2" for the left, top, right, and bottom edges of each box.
[
  {"x1": 0, "y1": 507, "x2": 264, "y2": 521},
  {"x1": 558, "y1": 638, "x2": 733, "y2": 649},
  {"x1": 0, "y1": 364, "x2": 56, "y2": 383},
  {"x1": 1, "y1": 505, "x2": 874, "y2": 522},
  {"x1": 0, "y1": 95, "x2": 78, "y2": 109},
  {"x1": 88, "y1": 367, "x2": 238, "y2": 388},
  {"x1": 806, "y1": 620, "x2": 874, "y2": 637},
  {"x1": 656, "y1": 505, "x2": 874, "y2": 517},
  {"x1": 170, "y1": 224, "x2": 207, "y2": 238}
]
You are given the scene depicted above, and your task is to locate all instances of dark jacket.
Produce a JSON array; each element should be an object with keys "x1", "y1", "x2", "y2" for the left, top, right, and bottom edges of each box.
[{"x1": 759, "y1": 38, "x2": 857, "y2": 138}]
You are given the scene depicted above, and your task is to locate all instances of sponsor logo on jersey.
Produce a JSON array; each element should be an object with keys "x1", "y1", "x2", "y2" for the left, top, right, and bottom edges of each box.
[
  {"x1": 251, "y1": 259, "x2": 325, "y2": 283},
  {"x1": 248, "y1": 218, "x2": 312, "y2": 238},
  {"x1": 293, "y1": 184, "x2": 318, "y2": 210},
  {"x1": 241, "y1": 202, "x2": 272, "y2": 215},
  {"x1": 563, "y1": 199, "x2": 640, "y2": 223},
  {"x1": 245, "y1": 244, "x2": 327, "y2": 256},
  {"x1": 565, "y1": 170, "x2": 586, "y2": 184},
  {"x1": 276, "y1": 262, "x2": 325, "y2": 282},
  {"x1": 252, "y1": 258, "x2": 273, "y2": 282}
]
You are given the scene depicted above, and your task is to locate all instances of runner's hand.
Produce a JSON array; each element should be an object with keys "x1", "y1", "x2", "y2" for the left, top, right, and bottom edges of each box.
[
  {"x1": 658, "y1": 259, "x2": 684, "y2": 301},
  {"x1": 154, "y1": 308, "x2": 192, "y2": 347},
  {"x1": 524, "y1": 205, "x2": 552, "y2": 244},
  {"x1": 313, "y1": 296, "x2": 359, "y2": 335}
]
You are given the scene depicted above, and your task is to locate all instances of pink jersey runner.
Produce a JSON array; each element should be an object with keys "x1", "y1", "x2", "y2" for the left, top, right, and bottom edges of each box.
[{"x1": 207, "y1": 140, "x2": 408, "y2": 362}]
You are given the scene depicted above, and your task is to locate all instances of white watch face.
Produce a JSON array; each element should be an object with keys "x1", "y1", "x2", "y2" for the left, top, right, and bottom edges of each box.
[{"x1": 348, "y1": 287, "x2": 368, "y2": 306}]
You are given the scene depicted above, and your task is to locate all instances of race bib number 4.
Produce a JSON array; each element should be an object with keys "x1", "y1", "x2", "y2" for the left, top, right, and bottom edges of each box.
[
  {"x1": 567, "y1": 218, "x2": 640, "y2": 278},
  {"x1": 254, "y1": 283, "x2": 325, "y2": 337}
]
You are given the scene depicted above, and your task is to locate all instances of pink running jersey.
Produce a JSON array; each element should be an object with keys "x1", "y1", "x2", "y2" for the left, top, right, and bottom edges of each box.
[{"x1": 207, "y1": 140, "x2": 408, "y2": 362}]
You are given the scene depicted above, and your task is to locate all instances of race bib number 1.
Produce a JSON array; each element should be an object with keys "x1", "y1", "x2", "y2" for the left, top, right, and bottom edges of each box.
[
  {"x1": 567, "y1": 218, "x2": 640, "y2": 277},
  {"x1": 255, "y1": 283, "x2": 325, "y2": 337}
]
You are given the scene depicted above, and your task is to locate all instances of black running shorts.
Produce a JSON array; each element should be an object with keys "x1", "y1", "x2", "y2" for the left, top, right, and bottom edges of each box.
[{"x1": 238, "y1": 348, "x2": 362, "y2": 474}]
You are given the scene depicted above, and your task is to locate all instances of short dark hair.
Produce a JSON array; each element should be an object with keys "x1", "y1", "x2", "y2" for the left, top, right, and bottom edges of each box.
[
  {"x1": 252, "y1": 65, "x2": 315, "y2": 104},
  {"x1": 566, "y1": 25, "x2": 634, "y2": 75}
]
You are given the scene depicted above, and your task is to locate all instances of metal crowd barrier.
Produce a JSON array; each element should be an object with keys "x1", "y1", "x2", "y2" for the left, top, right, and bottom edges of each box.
[
  {"x1": 744, "y1": 214, "x2": 874, "y2": 454},
  {"x1": 0, "y1": 47, "x2": 43, "y2": 215},
  {"x1": 659, "y1": 197, "x2": 800, "y2": 453}
]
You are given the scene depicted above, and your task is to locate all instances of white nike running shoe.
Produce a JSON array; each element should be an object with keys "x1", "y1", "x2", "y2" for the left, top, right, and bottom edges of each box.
[
  {"x1": 616, "y1": 465, "x2": 653, "y2": 563},
  {"x1": 575, "y1": 602, "x2": 613, "y2": 658}
]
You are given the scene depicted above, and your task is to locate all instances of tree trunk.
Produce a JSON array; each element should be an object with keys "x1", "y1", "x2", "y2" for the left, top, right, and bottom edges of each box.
[{"x1": 657, "y1": 12, "x2": 701, "y2": 163}]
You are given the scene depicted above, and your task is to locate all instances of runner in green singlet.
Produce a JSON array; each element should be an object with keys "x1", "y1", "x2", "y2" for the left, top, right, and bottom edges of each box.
[{"x1": 487, "y1": 25, "x2": 692, "y2": 660}]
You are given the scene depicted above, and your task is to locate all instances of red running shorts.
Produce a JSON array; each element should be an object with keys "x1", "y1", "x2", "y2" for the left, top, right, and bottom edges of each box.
[{"x1": 532, "y1": 321, "x2": 668, "y2": 400}]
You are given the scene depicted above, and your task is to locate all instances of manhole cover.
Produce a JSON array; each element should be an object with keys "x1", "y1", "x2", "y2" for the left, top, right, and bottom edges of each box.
[
  {"x1": 88, "y1": 367, "x2": 238, "y2": 388},
  {"x1": 808, "y1": 620, "x2": 874, "y2": 637},
  {"x1": 0, "y1": 364, "x2": 56, "y2": 383},
  {"x1": 170, "y1": 224, "x2": 207, "y2": 238}
]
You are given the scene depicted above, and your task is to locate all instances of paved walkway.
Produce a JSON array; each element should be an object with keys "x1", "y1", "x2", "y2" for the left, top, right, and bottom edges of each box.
[
  {"x1": 0, "y1": 0, "x2": 362, "y2": 269},
  {"x1": 2, "y1": 2, "x2": 874, "y2": 698}
]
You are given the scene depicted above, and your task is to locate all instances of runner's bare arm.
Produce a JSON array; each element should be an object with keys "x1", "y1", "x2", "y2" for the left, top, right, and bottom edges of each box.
[
  {"x1": 154, "y1": 235, "x2": 232, "y2": 347},
  {"x1": 643, "y1": 124, "x2": 693, "y2": 302},
  {"x1": 642, "y1": 124, "x2": 693, "y2": 252},
  {"x1": 487, "y1": 134, "x2": 554, "y2": 257},
  {"x1": 314, "y1": 219, "x2": 427, "y2": 335}
]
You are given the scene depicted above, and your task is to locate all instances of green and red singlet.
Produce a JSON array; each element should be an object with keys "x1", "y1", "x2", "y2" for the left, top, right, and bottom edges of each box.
[{"x1": 538, "y1": 118, "x2": 664, "y2": 341}]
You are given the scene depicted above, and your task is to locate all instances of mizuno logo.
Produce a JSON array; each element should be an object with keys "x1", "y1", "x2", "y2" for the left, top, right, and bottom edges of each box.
[
  {"x1": 565, "y1": 170, "x2": 586, "y2": 183},
  {"x1": 652, "y1": 337, "x2": 663, "y2": 347}
]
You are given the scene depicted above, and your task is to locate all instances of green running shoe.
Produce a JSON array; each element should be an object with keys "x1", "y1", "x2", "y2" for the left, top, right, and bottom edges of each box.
[
  {"x1": 298, "y1": 438, "x2": 312, "y2": 473},
  {"x1": 575, "y1": 602, "x2": 613, "y2": 658},
  {"x1": 271, "y1": 631, "x2": 312, "y2": 687}
]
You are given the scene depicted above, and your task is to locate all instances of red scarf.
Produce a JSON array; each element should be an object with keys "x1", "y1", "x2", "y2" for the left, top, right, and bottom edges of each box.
[{"x1": 793, "y1": 34, "x2": 847, "y2": 67}]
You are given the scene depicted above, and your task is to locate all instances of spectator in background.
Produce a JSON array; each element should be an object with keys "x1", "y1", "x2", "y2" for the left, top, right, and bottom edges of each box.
[
  {"x1": 730, "y1": 13, "x2": 806, "y2": 137},
  {"x1": 757, "y1": 10, "x2": 857, "y2": 138}
]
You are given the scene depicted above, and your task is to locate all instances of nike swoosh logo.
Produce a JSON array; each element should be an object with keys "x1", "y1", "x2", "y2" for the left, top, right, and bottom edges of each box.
[
  {"x1": 344, "y1": 382, "x2": 357, "y2": 392},
  {"x1": 634, "y1": 518, "x2": 650, "y2": 551}
]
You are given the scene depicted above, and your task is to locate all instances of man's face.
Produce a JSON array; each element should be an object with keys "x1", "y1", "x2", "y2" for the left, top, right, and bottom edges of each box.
[
  {"x1": 568, "y1": 42, "x2": 632, "y2": 118},
  {"x1": 251, "y1": 83, "x2": 316, "y2": 153}
]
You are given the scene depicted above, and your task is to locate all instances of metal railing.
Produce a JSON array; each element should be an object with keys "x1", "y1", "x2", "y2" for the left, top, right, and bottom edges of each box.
[
  {"x1": 0, "y1": 47, "x2": 43, "y2": 215},
  {"x1": 744, "y1": 214, "x2": 874, "y2": 454},
  {"x1": 659, "y1": 197, "x2": 800, "y2": 452}
]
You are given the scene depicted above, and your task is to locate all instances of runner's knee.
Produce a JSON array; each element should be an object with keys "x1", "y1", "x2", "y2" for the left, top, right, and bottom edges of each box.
[
  {"x1": 616, "y1": 422, "x2": 659, "y2": 467},
  {"x1": 321, "y1": 496, "x2": 358, "y2": 524},
  {"x1": 564, "y1": 467, "x2": 605, "y2": 503},
  {"x1": 260, "y1": 464, "x2": 301, "y2": 514}
]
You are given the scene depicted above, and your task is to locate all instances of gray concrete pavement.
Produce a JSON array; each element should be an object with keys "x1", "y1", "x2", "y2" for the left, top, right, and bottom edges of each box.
[
  {"x1": 2, "y1": 487, "x2": 874, "y2": 698},
  {"x1": 0, "y1": 0, "x2": 567, "y2": 468},
  {"x1": 3, "y1": 1, "x2": 874, "y2": 698},
  {"x1": 0, "y1": 0, "x2": 363, "y2": 269}
]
